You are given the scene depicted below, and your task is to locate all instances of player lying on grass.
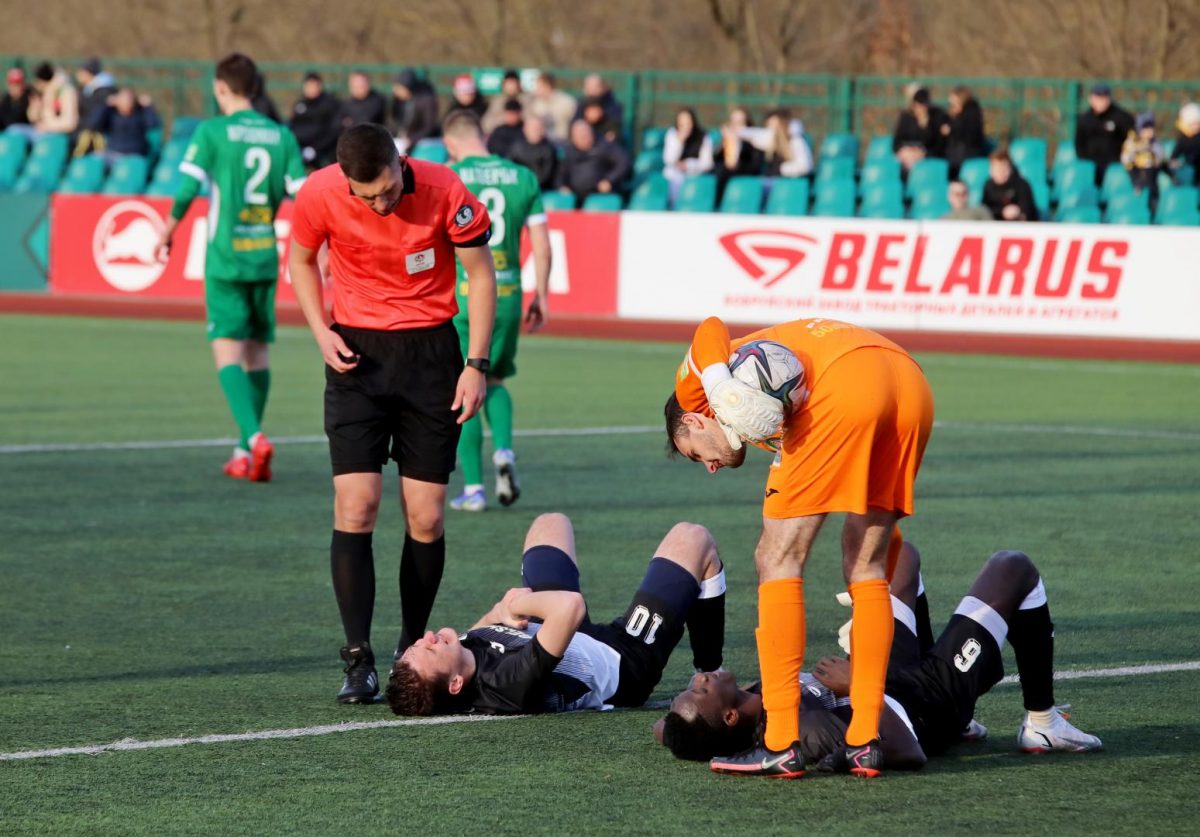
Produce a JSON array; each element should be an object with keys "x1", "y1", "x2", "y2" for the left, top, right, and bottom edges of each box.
[
  {"x1": 386, "y1": 513, "x2": 726, "y2": 715},
  {"x1": 655, "y1": 542, "x2": 1102, "y2": 775}
]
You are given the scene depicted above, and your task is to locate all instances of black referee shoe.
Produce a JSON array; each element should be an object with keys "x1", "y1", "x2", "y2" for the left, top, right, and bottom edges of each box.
[
  {"x1": 817, "y1": 738, "x2": 884, "y2": 778},
  {"x1": 336, "y1": 644, "x2": 379, "y2": 704}
]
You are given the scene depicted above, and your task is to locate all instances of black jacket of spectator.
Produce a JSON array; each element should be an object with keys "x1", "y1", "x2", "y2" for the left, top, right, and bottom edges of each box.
[
  {"x1": 892, "y1": 106, "x2": 950, "y2": 157},
  {"x1": 946, "y1": 99, "x2": 986, "y2": 175},
  {"x1": 78, "y1": 72, "x2": 116, "y2": 131},
  {"x1": 390, "y1": 72, "x2": 441, "y2": 144},
  {"x1": 558, "y1": 138, "x2": 630, "y2": 201},
  {"x1": 982, "y1": 169, "x2": 1039, "y2": 221},
  {"x1": 1170, "y1": 133, "x2": 1200, "y2": 185},
  {"x1": 290, "y1": 91, "x2": 341, "y2": 167},
  {"x1": 0, "y1": 88, "x2": 31, "y2": 128},
  {"x1": 1075, "y1": 103, "x2": 1135, "y2": 180},
  {"x1": 508, "y1": 136, "x2": 559, "y2": 191},
  {"x1": 714, "y1": 139, "x2": 765, "y2": 201},
  {"x1": 252, "y1": 91, "x2": 281, "y2": 123},
  {"x1": 487, "y1": 123, "x2": 524, "y2": 158},
  {"x1": 444, "y1": 94, "x2": 488, "y2": 123},
  {"x1": 340, "y1": 90, "x2": 387, "y2": 130},
  {"x1": 95, "y1": 102, "x2": 160, "y2": 156},
  {"x1": 575, "y1": 89, "x2": 624, "y2": 132}
]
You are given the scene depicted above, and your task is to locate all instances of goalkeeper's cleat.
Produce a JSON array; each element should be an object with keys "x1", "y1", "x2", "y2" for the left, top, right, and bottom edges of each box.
[
  {"x1": 450, "y1": 488, "x2": 487, "y2": 512},
  {"x1": 248, "y1": 432, "x2": 274, "y2": 482},
  {"x1": 817, "y1": 738, "x2": 884, "y2": 778},
  {"x1": 336, "y1": 644, "x2": 379, "y2": 704},
  {"x1": 710, "y1": 741, "x2": 805, "y2": 779},
  {"x1": 493, "y1": 449, "x2": 521, "y2": 507},
  {"x1": 223, "y1": 449, "x2": 251, "y2": 479},
  {"x1": 962, "y1": 718, "x2": 989, "y2": 741},
  {"x1": 1017, "y1": 707, "x2": 1102, "y2": 753}
]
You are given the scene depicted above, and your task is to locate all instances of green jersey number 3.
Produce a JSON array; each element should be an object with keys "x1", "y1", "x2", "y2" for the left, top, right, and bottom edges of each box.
[{"x1": 478, "y1": 186, "x2": 506, "y2": 246}]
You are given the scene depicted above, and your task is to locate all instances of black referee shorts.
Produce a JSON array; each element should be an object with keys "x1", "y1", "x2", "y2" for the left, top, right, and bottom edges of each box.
[{"x1": 324, "y1": 321, "x2": 463, "y2": 483}]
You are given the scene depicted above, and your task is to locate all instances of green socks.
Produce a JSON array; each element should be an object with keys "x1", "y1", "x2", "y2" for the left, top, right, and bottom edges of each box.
[
  {"x1": 457, "y1": 414, "x2": 485, "y2": 487},
  {"x1": 217, "y1": 364, "x2": 262, "y2": 450},
  {"x1": 483, "y1": 384, "x2": 513, "y2": 451},
  {"x1": 248, "y1": 368, "x2": 270, "y2": 423}
]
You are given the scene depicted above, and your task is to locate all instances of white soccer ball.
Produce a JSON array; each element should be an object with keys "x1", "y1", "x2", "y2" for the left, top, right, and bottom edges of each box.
[{"x1": 728, "y1": 340, "x2": 806, "y2": 413}]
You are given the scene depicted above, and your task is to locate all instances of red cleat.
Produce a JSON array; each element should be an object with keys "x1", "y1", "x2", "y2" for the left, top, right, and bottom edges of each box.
[
  {"x1": 223, "y1": 452, "x2": 251, "y2": 480},
  {"x1": 249, "y1": 433, "x2": 274, "y2": 482}
]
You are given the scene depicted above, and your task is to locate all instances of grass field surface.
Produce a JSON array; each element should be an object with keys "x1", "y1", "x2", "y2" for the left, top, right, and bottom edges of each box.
[{"x1": 2, "y1": 314, "x2": 1199, "y2": 835}]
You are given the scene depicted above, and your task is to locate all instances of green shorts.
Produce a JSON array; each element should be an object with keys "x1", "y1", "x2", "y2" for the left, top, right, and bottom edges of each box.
[
  {"x1": 205, "y1": 278, "x2": 276, "y2": 343},
  {"x1": 454, "y1": 295, "x2": 522, "y2": 380}
]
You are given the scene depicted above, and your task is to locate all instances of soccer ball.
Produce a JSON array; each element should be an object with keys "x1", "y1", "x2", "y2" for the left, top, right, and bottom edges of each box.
[{"x1": 728, "y1": 340, "x2": 806, "y2": 413}]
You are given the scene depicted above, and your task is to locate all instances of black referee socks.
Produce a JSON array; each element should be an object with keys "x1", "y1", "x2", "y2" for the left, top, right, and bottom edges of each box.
[
  {"x1": 397, "y1": 534, "x2": 446, "y2": 655},
  {"x1": 331, "y1": 530, "x2": 376, "y2": 648}
]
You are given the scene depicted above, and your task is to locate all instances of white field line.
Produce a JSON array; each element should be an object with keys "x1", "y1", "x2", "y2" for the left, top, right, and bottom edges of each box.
[
  {"x1": 3, "y1": 418, "x2": 1197, "y2": 455},
  {"x1": 1, "y1": 659, "x2": 1196, "y2": 763}
]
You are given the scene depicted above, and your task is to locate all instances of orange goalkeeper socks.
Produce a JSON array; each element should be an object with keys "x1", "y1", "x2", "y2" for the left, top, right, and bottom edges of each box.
[
  {"x1": 757, "y1": 578, "x2": 805, "y2": 751},
  {"x1": 845, "y1": 578, "x2": 894, "y2": 746}
]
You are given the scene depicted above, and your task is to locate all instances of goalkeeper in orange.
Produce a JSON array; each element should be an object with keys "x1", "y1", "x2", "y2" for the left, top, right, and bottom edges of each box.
[{"x1": 664, "y1": 316, "x2": 934, "y2": 778}]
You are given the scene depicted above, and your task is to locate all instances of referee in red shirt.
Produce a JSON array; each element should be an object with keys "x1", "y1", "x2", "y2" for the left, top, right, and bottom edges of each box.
[{"x1": 289, "y1": 124, "x2": 497, "y2": 704}]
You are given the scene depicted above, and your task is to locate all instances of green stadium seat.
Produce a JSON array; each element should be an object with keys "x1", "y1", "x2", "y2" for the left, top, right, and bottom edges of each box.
[
  {"x1": 1173, "y1": 164, "x2": 1196, "y2": 186},
  {"x1": 157, "y1": 137, "x2": 190, "y2": 168},
  {"x1": 813, "y1": 178, "x2": 855, "y2": 217},
  {"x1": 905, "y1": 158, "x2": 948, "y2": 199},
  {"x1": 170, "y1": 116, "x2": 202, "y2": 140},
  {"x1": 719, "y1": 175, "x2": 764, "y2": 214},
  {"x1": 1104, "y1": 201, "x2": 1151, "y2": 225},
  {"x1": 1100, "y1": 163, "x2": 1133, "y2": 203},
  {"x1": 581, "y1": 192, "x2": 623, "y2": 211},
  {"x1": 763, "y1": 177, "x2": 809, "y2": 216},
  {"x1": 1155, "y1": 186, "x2": 1200, "y2": 225},
  {"x1": 1052, "y1": 160, "x2": 1095, "y2": 200},
  {"x1": 632, "y1": 148, "x2": 661, "y2": 183},
  {"x1": 540, "y1": 190, "x2": 576, "y2": 211},
  {"x1": 146, "y1": 126, "x2": 164, "y2": 163},
  {"x1": 820, "y1": 132, "x2": 859, "y2": 161},
  {"x1": 1009, "y1": 137, "x2": 1047, "y2": 183},
  {"x1": 1106, "y1": 190, "x2": 1150, "y2": 214},
  {"x1": 628, "y1": 173, "x2": 669, "y2": 211},
  {"x1": 1056, "y1": 183, "x2": 1099, "y2": 214},
  {"x1": 957, "y1": 157, "x2": 990, "y2": 202},
  {"x1": 410, "y1": 139, "x2": 448, "y2": 164},
  {"x1": 641, "y1": 127, "x2": 667, "y2": 152},
  {"x1": 817, "y1": 157, "x2": 855, "y2": 183},
  {"x1": 0, "y1": 132, "x2": 28, "y2": 190},
  {"x1": 858, "y1": 185, "x2": 904, "y2": 219},
  {"x1": 864, "y1": 135, "x2": 893, "y2": 162},
  {"x1": 57, "y1": 155, "x2": 107, "y2": 194},
  {"x1": 1029, "y1": 176, "x2": 1050, "y2": 219},
  {"x1": 1059, "y1": 205, "x2": 1102, "y2": 224},
  {"x1": 675, "y1": 174, "x2": 717, "y2": 212},
  {"x1": 29, "y1": 133, "x2": 69, "y2": 175},
  {"x1": 147, "y1": 158, "x2": 182, "y2": 196},
  {"x1": 12, "y1": 155, "x2": 62, "y2": 193},
  {"x1": 859, "y1": 159, "x2": 901, "y2": 195},
  {"x1": 102, "y1": 155, "x2": 150, "y2": 194},
  {"x1": 1162, "y1": 138, "x2": 1176, "y2": 158},
  {"x1": 1052, "y1": 144, "x2": 1077, "y2": 177},
  {"x1": 909, "y1": 196, "x2": 951, "y2": 220}
]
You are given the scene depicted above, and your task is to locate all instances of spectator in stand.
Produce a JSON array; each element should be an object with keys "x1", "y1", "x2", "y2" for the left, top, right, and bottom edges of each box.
[
  {"x1": 0, "y1": 68, "x2": 32, "y2": 131},
  {"x1": 747, "y1": 108, "x2": 814, "y2": 179},
  {"x1": 289, "y1": 71, "x2": 340, "y2": 168},
  {"x1": 389, "y1": 68, "x2": 440, "y2": 153},
  {"x1": 74, "y1": 57, "x2": 116, "y2": 134},
  {"x1": 486, "y1": 99, "x2": 525, "y2": 158},
  {"x1": 1121, "y1": 111, "x2": 1165, "y2": 210},
  {"x1": 481, "y1": 69, "x2": 527, "y2": 134},
  {"x1": 340, "y1": 70, "x2": 387, "y2": 131},
  {"x1": 575, "y1": 73, "x2": 624, "y2": 135},
  {"x1": 1168, "y1": 102, "x2": 1200, "y2": 186},
  {"x1": 558, "y1": 118, "x2": 630, "y2": 206},
  {"x1": 713, "y1": 106, "x2": 765, "y2": 202},
  {"x1": 27, "y1": 61, "x2": 79, "y2": 137},
  {"x1": 1075, "y1": 83, "x2": 1134, "y2": 186},
  {"x1": 662, "y1": 107, "x2": 713, "y2": 205},
  {"x1": 580, "y1": 96, "x2": 620, "y2": 145},
  {"x1": 508, "y1": 113, "x2": 558, "y2": 190},
  {"x1": 528, "y1": 72, "x2": 576, "y2": 144},
  {"x1": 445, "y1": 74, "x2": 487, "y2": 122},
  {"x1": 892, "y1": 84, "x2": 948, "y2": 172},
  {"x1": 942, "y1": 86, "x2": 986, "y2": 179},
  {"x1": 251, "y1": 71, "x2": 282, "y2": 123},
  {"x1": 94, "y1": 87, "x2": 160, "y2": 161},
  {"x1": 982, "y1": 147, "x2": 1038, "y2": 221},
  {"x1": 941, "y1": 180, "x2": 992, "y2": 221}
]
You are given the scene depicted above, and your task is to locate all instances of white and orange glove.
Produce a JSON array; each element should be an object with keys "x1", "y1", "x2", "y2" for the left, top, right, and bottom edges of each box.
[{"x1": 703, "y1": 366, "x2": 785, "y2": 447}]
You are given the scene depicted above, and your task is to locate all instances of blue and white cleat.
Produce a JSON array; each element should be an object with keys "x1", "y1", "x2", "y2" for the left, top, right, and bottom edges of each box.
[{"x1": 450, "y1": 488, "x2": 487, "y2": 512}]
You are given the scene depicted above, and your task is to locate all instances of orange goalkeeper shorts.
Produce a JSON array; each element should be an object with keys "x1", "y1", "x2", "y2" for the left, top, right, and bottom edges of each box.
[{"x1": 762, "y1": 346, "x2": 934, "y2": 520}]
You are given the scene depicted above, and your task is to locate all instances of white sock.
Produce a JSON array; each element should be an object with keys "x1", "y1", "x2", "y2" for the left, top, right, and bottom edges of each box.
[
  {"x1": 493, "y1": 448, "x2": 515, "y2": 466},
  {"x1": 464, "y1": 484, "x2": 485, "y2": 495},
  {"x1": 248, "y1": 431, "x2": 263, "y2": 448},
  {"x1": 1027, "y1": 708, "x2": 1057, "y2": 726}
]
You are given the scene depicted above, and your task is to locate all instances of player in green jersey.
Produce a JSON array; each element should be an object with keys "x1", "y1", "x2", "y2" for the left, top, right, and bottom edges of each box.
[
  {"x1": 442, "y1": 110, "x2": 551, "y2": 512},
  {"x1": 157, "y1": 53, "x2": 306, "y2": 482}
]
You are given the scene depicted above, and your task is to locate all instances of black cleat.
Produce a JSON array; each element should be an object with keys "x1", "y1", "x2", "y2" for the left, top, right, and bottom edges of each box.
[
  {"x1": 336, "y1": 644, "x2": 379, "y2": 704},
  {"x1": 817, "y1": 738, "x2": 884, "y2": 777},
  {"x1": 710, "y1": 741, "x2": 806, "y2": 779}
]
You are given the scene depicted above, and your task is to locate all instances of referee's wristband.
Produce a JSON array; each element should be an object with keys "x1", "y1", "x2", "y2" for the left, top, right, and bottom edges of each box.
[{"x1": 465, "y1": 357, "x2": 491, "y2": 374}]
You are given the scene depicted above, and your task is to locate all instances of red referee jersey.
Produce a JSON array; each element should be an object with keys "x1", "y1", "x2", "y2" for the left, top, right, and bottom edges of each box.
[{"x1": 290, "y1": 158, "x2": 491, "y2": 330}]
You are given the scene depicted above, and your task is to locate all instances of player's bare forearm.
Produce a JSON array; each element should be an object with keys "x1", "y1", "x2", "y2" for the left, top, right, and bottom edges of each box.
[
  {"x1": 508, "y1": 590, "x2": 586, "y2": 657},
  {"x1": 458, "y1": 245, "x2": 497, "y2": 358},
  {"x1": 530, "y1": 223, "x2": 551, "y2": 302},
  {"x1": 288, "y1": 242, "x2": 328, "y2": 336}
]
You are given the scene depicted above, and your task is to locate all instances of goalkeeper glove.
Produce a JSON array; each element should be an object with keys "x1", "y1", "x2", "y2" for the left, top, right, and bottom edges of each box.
[{"x1": 707, "y1": 377, "x2": 785, "y2": 445}]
